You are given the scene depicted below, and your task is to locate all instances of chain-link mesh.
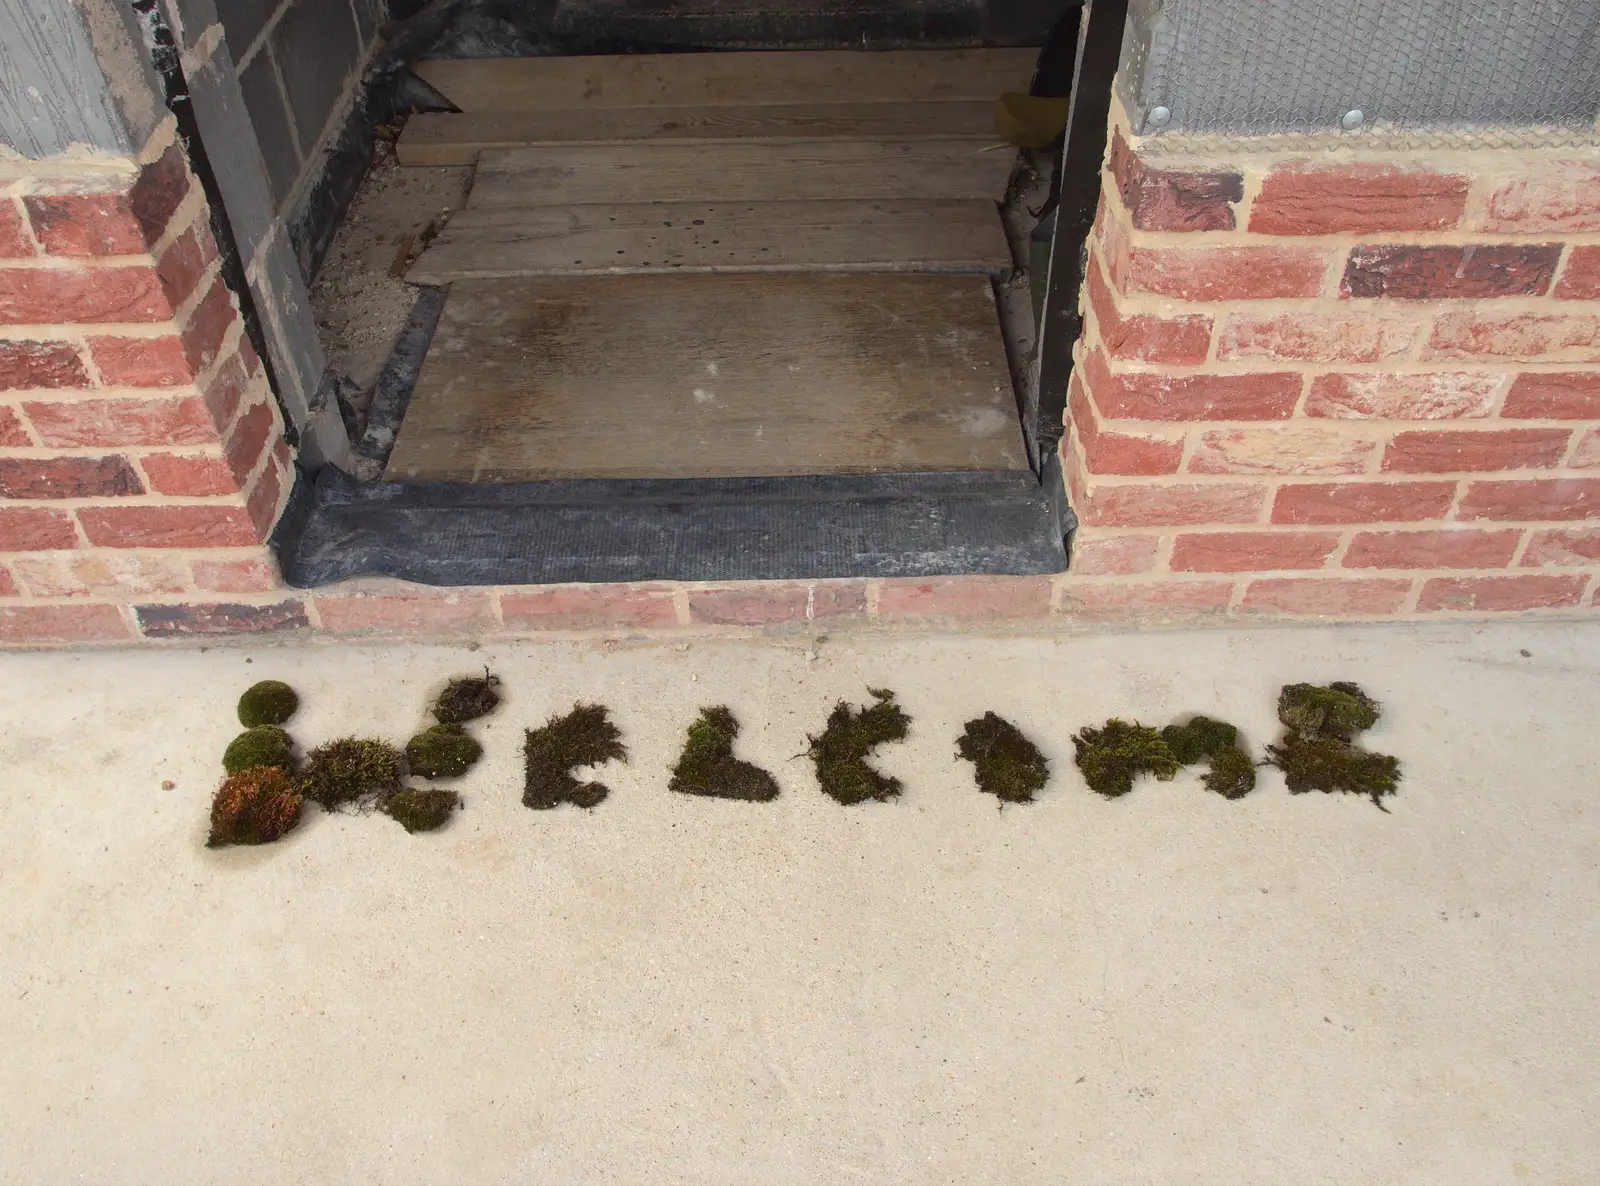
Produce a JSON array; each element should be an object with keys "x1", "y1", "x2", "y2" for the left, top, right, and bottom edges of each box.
[{"x1": 1118, "y1": 0, "x2": 1600, "y2": 151}]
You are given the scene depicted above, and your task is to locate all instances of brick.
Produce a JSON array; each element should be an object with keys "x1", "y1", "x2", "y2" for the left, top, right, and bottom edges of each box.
[
  {"x1": 688, "y1": 585, "x2": 810, "y2": 626},
  {"x1": 500, "y1": 585, "x2": 680, "y2": 631},
  {"x1": 0, "y1": 201, "x2": 34, "y2": 256},
  {"x1": 0, "y1": 265, "x2": 171, "y2": 324},
  {"x1": 127, "y1": 143, "x2": 192, "y2": 243},
  {"x1": 1218, "y1": 312, "x2": 1417, "y2": 363},
  {"x1": 78, "y1": 505, "x2": 259, "y2": 548},
  {"x1": 0, "y1": 340, "x2": 89, "y2": 391},
  {"x1": 223, "y1": 398, "x2": 275, "y2": 483},
  {"x1": 313, "y1": 588, "x2": 496, "y2": 634},
  {"x1": 1057, "y1": 578, "x2": 1233, "y2": 619},
  {"x1": 1500, "y1": 371, "x2": 1600, "y2": 419},
  {"x1": 1417, "y1": 574, "x2": 1586, "y2": 613},
  {"x1": 135, "y1": 600, "x2": 308, "y2": 638},
  {"x1": 1069, "y1": 533, "x2": 1159, "y2": 575},
  {"x1": 1124, "y1": 244, "x2": 1330, "y2": 301},
  {"x1": 1555, "y1": 245, "x2": 1600, "y2": 300},
  {"x1": 1425, "y1": 310, "x2": 1600, "y2": 362},
  {"x1": 1522, "y1": 527, "x2": 1600, "y2": 567},
  {"x1": 201, "y1": 354, "x2": 250, "y2": 429},
  {"x1": 1170, "y1": 531, "x2": 1338, "y2": 572},
  {"x1": 23, "y1": 193, "x2": 145, "y2": 257},
  {"x1": 1189, "y1": 426, "x2": 1375, "y2": 476},
  {"x1": 0, "y1": 604, "x2": 129, "y2": 644},
  {"x1": 1079, "y1": 481, "x2": 1265, "y2": 527},
  {"x1": 1457, "y1": 478, "x2": 1600, "y2": 522},
  {"x1": 1345, "y1": 529, "x2": 1520, "y2": 570},
  {"x1": 0, "y1": 564, "x2": 12, "y2": 596},
  {"x1": 875, "y1": 575, "x2": 1051, "y2": 620},
  {"x1": 87, "y1": 335, "x2": 194, "y2": 388},
  {"x1": 189, "y1": 555, "x2": 281, "y2": 593},
  {"x1": 180, "y1": 277, "x2": 239, "y2": 373},
  {"x1": 0, "y1": 405, "x2": 29, "y2": 446},
  {"x1": 1343, "y1": 244, "x2": 1561, "y2": 299},
  {"x1": 1071, "y1": 372, "x2": 1184, "y2": 475},
  {"x1": 12, "y1": 552, "x2": 188, "y2": 598},
  {"x1": 1573, "y1": 428, "x2": 1600, "y2": 469},
  {"x1": 1483, "y1": 163, "x2": 1600, "y2": 233},
  {"x1": 0, "y1": 455, "x2": 143, "y2": 499},
  {"x1": 811, "y1": 583, "x2": 869, "y2": 621},
  {"x1": 1382, "y1": 428, "x2": 1571, "y2": 473},
  {"x1": 1306, "y1": 373, "x2": 1501, "y2": 421},
  {"x1": 245, "y1": 444, "x2": 288, "y2": 537},
  {"x1": 1085, "y1": 254, "x2": 1212, "y2": 364},
  {"x1": 1086, "y1": 355, "x2": 1301, "y2": 422},
  {"x1": 1250, "y1": 164, "x2": 1469, "y2": 235},
  {"x1": 1271, "y1": 482, "x2": 1457, "y2": 524},
  {"x1": 1108, "y1": 128, "x2": 1241, "y2": 232},
  {"x1": 155, "y1": 229, "x2": 211, "y2": 309},
  {"x1": 0, "y1": 506, "x2": 77, "y2": 550},
  {"x1": 138, "y1": 452, "x2": 238, "y2": 496},
  {"x1": 24, "y1": 396, "x2": 216, "y2": 448},
  {"x1": 1242, "y1": 578, "x2": 1411, "y2": 615}
]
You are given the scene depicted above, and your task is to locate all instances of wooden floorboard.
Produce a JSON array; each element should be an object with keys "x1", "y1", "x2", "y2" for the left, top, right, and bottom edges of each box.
[
  {"x1": 412, "y1": 48, "x2": 1038, "y2": 111},
  {"x1": 395, "y1": 101, "x2": 1001, "y2": 165},
  {"x1": 384, "y1": 274, "x2": 1027, "y2": 482},
  {"x1": 466, "y1": 141, "x2": 1016, "y2": 205},
  {"x1": 408, "y1": 200, "x2": 1013, "y2": 283}
]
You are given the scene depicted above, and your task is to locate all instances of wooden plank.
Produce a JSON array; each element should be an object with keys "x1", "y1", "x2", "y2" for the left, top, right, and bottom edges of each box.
[
  {"x1": 467, "y1": 141, "x2": 1016, "y2": 205},
  {"x1": 384, "y1": 274, "x2": 1027, "y2": 482},
  {"x1": 406, "y1": 200, "x2": 1013, "y2": 283},
  {"x1": 395, "y1": 101, "x2": 1003, "y2": 165},
  {"x1": 413, "y1": 48, "x2": 1038, "y2": 112}
]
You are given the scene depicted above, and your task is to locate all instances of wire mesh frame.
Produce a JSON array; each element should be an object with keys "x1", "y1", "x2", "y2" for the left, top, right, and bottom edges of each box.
[{"x1": 1117, "y1": 0, "x2": 1600, "y2": 151}]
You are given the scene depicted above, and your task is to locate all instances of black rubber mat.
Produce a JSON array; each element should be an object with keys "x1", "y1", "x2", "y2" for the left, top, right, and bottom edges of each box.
[{"x1": 275, "y1": 466, "x2": 1069, "y2": 588}]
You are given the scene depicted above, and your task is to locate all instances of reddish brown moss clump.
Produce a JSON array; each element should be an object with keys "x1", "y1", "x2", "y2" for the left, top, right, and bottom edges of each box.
[
  {"x1": 806, "y1": 688, "x2": 911, "y2": 805},
  {"x1": 524, "y1": 704, "x2": 627, "y2": 810},
  {"x1": 670, "y1": 706, "x2": 779, "y2": 801},
  {"x1": 208, "y1": 767, "x2": 303, "y2": 847},
  {"x1": 298, "y1": 737, "x2": 404, "y2": 811},
  {"x1": 957, "y1": 712, "x2": 1049, "y2": 805},
  {"x1": 433, "y1": 671, "x2": 501, "y2": 725}
]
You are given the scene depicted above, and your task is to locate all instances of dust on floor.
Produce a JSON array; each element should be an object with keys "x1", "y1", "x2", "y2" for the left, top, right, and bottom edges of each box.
[{"x1": 309, "y1": 128, "x2": 471, "y2": 419}]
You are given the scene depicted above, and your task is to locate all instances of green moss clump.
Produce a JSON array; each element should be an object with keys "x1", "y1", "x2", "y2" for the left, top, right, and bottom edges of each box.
[
  {"x1": 1160, "y1": 715, "x2": 1240, "y2": 766},
  {"x1": 1277, "y1": 681, "x2": 1380, "y2": 742},
  {"x1": 1202, "y1": 744, "x2": 1258, "y2": 800},
  {"x1": 806, "y1": 688, "x2": 911, "y2": 806},
  {"x1": 669, "y1": 706, "x2": 779, "y2": 802},
  {"x1": 405, "y1": 723, "x2": 483, "y2": 779},
  {"x1": 236, "y1": 679, "x2": 299, "y2": 727},
  {"x1": 298, "y1": 737, "x2": 403, "y2": 810},
  {"x1": 1267, "y1": 735, "x2": 1401, "y2": 808},
  {"x1": 381, "y1": 788, "x2": 461, "y2": 833},
  {"x1": 957, "y1": 712, "x2": 1049, "y2": 805},
  {"x1": 1266, "y1": 681, "x2": 1400, "y2": 809},
  {"x1": 433, "y1": 671, "x2": 501, "y2": 724},
  {"x1": 523, "y1": 704, "x2": 627, "y2": 810},
  {"x1": 208, "y1": 767, "x2": 303, "y2": 847},
  {"x1": 1072, "y1": 719, "x2": 1179, "y2": 798},
  {"x1": 223, "y1": 725, "x2": 293, "y2": 775}
]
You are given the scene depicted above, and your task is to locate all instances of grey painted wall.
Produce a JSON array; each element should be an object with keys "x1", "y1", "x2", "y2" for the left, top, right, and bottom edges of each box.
[{"x1": 0, "y1": 0, "x2": 164, "y2": 159}]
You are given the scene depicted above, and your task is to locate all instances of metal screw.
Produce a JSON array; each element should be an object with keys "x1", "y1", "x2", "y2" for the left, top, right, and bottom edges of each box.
[
  {"x1": 1147, "y1": 105, "x2": 1172, "y2": 128},
  {"x1": 1341, "y1": 108, "x2": 1365, "y2": 130}
]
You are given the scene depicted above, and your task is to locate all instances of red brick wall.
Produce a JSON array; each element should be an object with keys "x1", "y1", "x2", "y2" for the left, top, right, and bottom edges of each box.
[
  {"x1": 1061, "y1": 105, "x2": 1600, "y2": 620},
  {"x1": 1, "y1": 121, "x2": 295, "y2": 644}
]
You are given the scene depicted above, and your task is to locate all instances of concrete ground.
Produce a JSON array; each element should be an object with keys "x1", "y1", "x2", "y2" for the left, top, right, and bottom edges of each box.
[{"x1": 1, "y1": 622, "x2": 1596, "y2": 1185}]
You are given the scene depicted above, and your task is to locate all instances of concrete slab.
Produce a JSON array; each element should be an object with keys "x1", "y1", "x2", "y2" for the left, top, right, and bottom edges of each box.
[{"x1": 1, "y1": 622, "x2": 1596, "y2": 1183}]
